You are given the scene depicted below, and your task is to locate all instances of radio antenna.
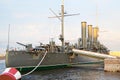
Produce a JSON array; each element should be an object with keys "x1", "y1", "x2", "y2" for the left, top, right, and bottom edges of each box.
[{"x1": 96, "y1": 0, "x2": 98, "y2": 27}]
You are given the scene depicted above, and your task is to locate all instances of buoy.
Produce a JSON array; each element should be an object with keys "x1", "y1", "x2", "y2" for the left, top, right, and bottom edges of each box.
[{"x1": 0, "y1": 68, "x2": 21, "y2": 80}]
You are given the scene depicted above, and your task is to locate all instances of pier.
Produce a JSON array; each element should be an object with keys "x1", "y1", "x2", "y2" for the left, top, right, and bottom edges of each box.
[{"x1": 104, "y1": 58, "x2": 120, "y2": 72}]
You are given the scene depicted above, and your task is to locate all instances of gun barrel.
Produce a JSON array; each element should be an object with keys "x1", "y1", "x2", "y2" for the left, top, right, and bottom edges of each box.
[{"x1": 16, "y1": 42, "x2": 27, "y2": 47}]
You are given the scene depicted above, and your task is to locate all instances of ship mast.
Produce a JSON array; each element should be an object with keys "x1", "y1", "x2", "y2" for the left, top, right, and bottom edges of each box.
[
  {"x1": 7, "y1": 24, "x2": 10, "y2": 51},
  {"x1": 49, "y1": 0, "x2": 79, "y2": 52},
  {"x1": 61, "y1": 0, "x2": 65, "y2": 52}
]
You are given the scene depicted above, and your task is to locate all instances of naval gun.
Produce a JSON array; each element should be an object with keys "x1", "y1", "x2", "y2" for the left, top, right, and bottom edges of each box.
[{"x1": 16, "y1": 42, "x2": 33, "y2": 51}]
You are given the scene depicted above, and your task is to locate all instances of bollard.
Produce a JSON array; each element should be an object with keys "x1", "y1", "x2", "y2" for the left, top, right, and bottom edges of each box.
[{"x1": 0, "y1": 67, "x2": 21, "y2": 80}]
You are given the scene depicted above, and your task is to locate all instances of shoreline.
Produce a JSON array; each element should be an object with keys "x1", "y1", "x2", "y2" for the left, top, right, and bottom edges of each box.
[{"x1": 0, "y1": 55, "x2": 5, "y2": 60}]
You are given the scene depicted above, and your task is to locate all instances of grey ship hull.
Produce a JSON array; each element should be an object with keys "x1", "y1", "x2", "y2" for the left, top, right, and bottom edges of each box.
[{"x1": 5, "y1": 51, "x2": 103, "y2": 71}]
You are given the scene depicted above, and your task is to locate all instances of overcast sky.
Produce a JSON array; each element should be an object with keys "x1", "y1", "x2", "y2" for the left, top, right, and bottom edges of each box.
[{"x1": 0, "y1": 0, "x2": 120, "y2": 53}]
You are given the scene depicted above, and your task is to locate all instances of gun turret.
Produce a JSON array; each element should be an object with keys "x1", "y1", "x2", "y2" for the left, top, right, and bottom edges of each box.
[{"x1": 16, "y1": 42, "x2": 33, "y2": 51}]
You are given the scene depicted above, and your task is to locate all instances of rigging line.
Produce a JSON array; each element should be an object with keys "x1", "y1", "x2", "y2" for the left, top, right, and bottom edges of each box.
[{"x1": 49, "y1": 8, "x2": 61, "y2": 21}]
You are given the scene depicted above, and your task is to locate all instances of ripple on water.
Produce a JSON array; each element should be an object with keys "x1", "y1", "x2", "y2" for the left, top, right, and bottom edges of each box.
[
  {"x1": 0, "y1": 62, "x2": 120, "y2": 80},
  {"x1": 22, "y1": 67, "x2": 120, "y2": 80}
]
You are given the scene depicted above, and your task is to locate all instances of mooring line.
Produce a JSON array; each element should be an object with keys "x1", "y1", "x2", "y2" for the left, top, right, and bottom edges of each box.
[{"x1": 22, "y1": 51, "x2": 47, "y2": 77}]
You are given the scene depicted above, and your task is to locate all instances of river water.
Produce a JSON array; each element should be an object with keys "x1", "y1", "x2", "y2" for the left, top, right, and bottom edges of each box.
[{"x1": 0, "y1": 60, "x2": 120, "y2": 80}]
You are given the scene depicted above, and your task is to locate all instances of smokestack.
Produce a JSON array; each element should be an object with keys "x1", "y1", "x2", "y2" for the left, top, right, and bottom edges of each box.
[
  {"x1": 81, "y1": 21, "x2": 87, "y2": 49},
  {"x1": 88, "y1": 25, "x2": 93, "y2": 48},
  {"x1": 93, "y1": 27, "x2": 99, "y2": 43}
]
